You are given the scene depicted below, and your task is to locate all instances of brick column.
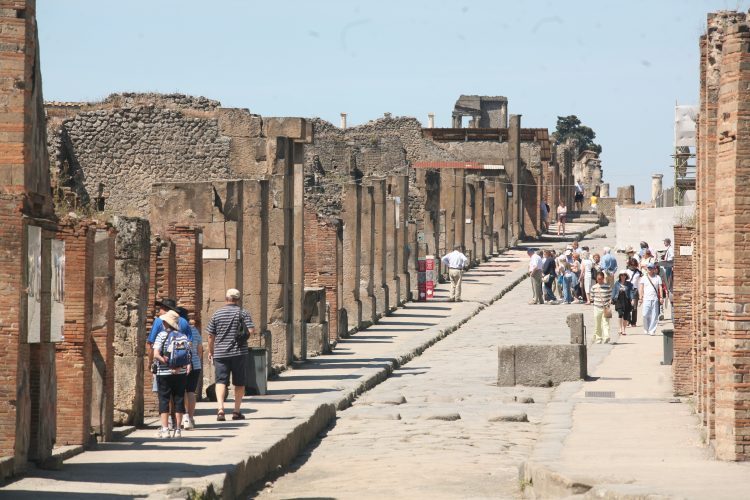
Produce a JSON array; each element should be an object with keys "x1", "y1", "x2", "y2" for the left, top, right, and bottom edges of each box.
[
  {"x1": 54, "y1": 220, "x2": 94, "y2": 446},
  {"x1": 169, "y1": 224, "x2": 203, "y2": 328},
  {"x1": 714, "y1": 21, "x2": 750, "y2": 461},
  {"x1": 672, "y1": 225, "x2": 695, "y2": 396}
]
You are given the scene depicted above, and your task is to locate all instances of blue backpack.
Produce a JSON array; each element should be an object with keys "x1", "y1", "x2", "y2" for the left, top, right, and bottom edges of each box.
[{"x1": 165, "y1": 330, "x2": 192, "y2": 369}]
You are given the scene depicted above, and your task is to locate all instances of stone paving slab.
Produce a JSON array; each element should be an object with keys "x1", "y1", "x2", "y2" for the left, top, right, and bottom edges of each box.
[{"x1": 0, "y1": 221, "x2": 596, "y2": 500}]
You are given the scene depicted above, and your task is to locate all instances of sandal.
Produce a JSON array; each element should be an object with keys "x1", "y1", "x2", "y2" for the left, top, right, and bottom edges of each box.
[
  {"x1": 217, "y1": 411, "x2": 226, "y2": 422},
  {"x1": 232, "y1": 412, "x2": 245, "y2": 421}
]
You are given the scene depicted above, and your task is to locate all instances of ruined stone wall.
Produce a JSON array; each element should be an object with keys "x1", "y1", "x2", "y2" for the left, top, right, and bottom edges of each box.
[
  {"x1": 305, "y1": 117, "x2": 456, "y2": 222},
  {"x1": 47, "y1": 94, "x2": 234, "y2": 217},
  {"x1": 303, "y1": 208, "x2": 340, "y2": 342}
]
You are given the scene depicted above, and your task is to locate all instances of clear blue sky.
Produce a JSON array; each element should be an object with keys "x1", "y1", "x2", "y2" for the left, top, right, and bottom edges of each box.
[{"x1": 37, "y1": 0, "x2": 744, "y2": 201}]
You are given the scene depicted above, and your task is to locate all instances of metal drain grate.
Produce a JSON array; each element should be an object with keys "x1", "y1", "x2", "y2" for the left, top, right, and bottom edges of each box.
[{"x1": 585, "y1": 391, "x2": 615, "y2": 398}]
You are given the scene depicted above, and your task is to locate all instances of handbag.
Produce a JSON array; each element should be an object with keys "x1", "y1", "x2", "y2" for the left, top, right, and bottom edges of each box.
[
  {"x1": 603, "y1": 305, "x2": 613, "y2": 319},
  {"x1": 543, "y1": 274, "x2": 552, "y2": 284}
]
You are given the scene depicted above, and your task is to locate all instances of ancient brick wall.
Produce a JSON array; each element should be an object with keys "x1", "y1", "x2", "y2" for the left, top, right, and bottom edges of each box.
[
  {"x1": 673, "y1": 225, "x2": 695, "y2": 396},
  {"x1": 303, "y1": 207, "x2": 340, "y2": 342},
  {"x1": 54, "y1": 220, "x2": 94, "y2": 446}
]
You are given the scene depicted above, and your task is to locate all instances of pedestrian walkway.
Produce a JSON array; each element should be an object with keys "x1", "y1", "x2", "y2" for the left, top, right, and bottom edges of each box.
[
  {"x1": 0, "y1": 222, "x2": 599, "y2": 499},
  {"x1": 522, "y1": 241, "x2": 750, "y2": 499}
]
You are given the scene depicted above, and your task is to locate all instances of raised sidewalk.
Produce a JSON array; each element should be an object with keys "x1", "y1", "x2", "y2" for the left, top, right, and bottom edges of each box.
[{"x1": 0, "y1": 220, "x2": 597, "y2": 499}]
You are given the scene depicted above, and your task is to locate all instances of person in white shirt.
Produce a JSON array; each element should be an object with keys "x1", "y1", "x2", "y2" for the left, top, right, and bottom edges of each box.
[
  {"x1": 639, "y1": 263, "x2": 663, "y2": 335},
  {"x1": 662, "y1": 237, "x2": 674, "y2": 299},
  {"x1": 441, "y1": 245, "x2": 468, "y2": 302},
  {"x1": 527, "y1": 249, "x2": 544, "y2": 305}
]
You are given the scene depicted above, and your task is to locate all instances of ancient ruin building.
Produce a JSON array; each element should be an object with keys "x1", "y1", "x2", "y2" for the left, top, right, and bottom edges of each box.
[
  {"x1": 672, "y1": 10, "x2": 750, "y2": 462},
  {"x1": 451, "y1": 95, "x2": 508, "y2": 128},
  {"x1": 0, "y1": 0, "x2": 59, "y2": 475},
  {"x1": 573, "y1": 149, "x2": 603, "y2": 197}
]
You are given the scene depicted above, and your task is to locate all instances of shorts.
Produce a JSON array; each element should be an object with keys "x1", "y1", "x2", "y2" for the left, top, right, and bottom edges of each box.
[
  {"x1": 186, "y1": 368, "x2": 202, "y2": 393},
  {"x1": 157, "y1": 374, "x2": 187, "y2": 414},
  {"x1": 575, "y1": 192, "x2": 584, "y2": 202},
  {"x1": 214, "y1": 355, "x2": 246, "y2": 386}
]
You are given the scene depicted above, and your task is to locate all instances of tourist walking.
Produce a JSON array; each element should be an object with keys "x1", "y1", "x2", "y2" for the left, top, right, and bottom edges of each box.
[
  {"x1": 601, "y1": 247, "x2": 617, "y2": 287},
  {"x1": 590, "y1": 271, "x2": 612, "y2": 344},
  {"x1": 574, "y1": 180, "x2": 584, "y2": 211},
  {"x1": 589, "y1": 194, "x2": 598, "y2": 214},
  {"x1": 558, "y1": 254, "x2": 574, "y2": 304},
  {"x1": 581, "y1": 250, "x2": 594, "y2": 304},
  {"x1": 628, "y1": 258, "x2": 642, "y2": 327},
  {"x1": 207, "y1": 288, "x2": 255, "y2": 421},
  {"x1": 540, "y1": 199, "x2": 549, "y2": 233},
  {"x1": 662, "y1": 237, "x2": 674, "y2": 300},
  {"x1": 611, "y1": 269, "x2": 634, "y2": 336},
  {"x1": 153, "y1": 310, "x2": 192, "y2": 439},
  {"x1": 542, "y1": 249, "x2": 557, "y2": 303},
  {"x1": 640, "y1": 263, "x2": 663, "y2": 335},
  {"x1": 556, "y1": 201, "x2": 568, "y2": 236},
  {"x1": 442, "y1": 245, "x2": 469, "y2": 302},
  {"x1": 527, "y1": 249, "x2": 544, "y2": 305},
  {"x1": 184, "y1": 317, "x2": 202, "y2": 430}
]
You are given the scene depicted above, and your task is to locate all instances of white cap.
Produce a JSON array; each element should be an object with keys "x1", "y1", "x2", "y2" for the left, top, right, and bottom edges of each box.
[{"x1": 226, "y1": 288, "x2": 241, "y2": 300}]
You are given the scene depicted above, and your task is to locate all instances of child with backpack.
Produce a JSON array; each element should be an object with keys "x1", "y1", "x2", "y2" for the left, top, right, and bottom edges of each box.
[{"x1": 153, "y1": 310, "x2": 192, "y2": 439}]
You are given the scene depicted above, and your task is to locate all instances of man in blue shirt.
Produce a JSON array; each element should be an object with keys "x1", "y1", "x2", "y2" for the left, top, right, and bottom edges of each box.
[{"x1": 601, "y1": 247, "x2": 618, "y2": 286}]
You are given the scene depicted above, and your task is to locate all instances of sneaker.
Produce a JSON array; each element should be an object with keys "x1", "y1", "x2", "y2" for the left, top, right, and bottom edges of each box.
[
  {"x1": 183, "y1": 418, "x2": 194, "y2": 430},
  {"x1": 173, "y1": 429, "x2": 182, "y2": 439},
  {"x1": 157, "y1": 427, "x2": 169, "y2": 439},
  {"x1": 168, "y1": 416, "x2": 174, "y2": 431}
]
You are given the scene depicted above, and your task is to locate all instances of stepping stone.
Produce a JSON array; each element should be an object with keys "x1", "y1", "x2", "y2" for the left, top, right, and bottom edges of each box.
[
  {"x1": 347, "y1": 408, "x2": 402, "y2": 420},
  {"x1": 489, "y1": 411, "x2": 529, "y2": 422},
  {"x1": 424, "y1": 412, "x2": 461, "y2": 421},
  {"x1": 364, "y1": 394, "x2": 407, "y2": 405}
]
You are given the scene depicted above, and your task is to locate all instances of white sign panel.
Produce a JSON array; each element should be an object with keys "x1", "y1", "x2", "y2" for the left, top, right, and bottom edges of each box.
[
  {"x1": 27, "y1": 225, "x2": 42, "y2": 344},
  {"x1": 679, "y1": 245, "x2": 693, "y2": 257},
  {"x1": 203, "y1": 248, "x2": 230, "y2": 260},
  {"x1": 51, "y1": 239, "x2": 65, "y2": 342}
]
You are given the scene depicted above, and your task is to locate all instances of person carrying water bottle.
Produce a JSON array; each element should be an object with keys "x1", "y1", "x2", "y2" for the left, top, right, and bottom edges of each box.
[{"x1": 153, "y1": 310, "x2": 192, "y2": 439}]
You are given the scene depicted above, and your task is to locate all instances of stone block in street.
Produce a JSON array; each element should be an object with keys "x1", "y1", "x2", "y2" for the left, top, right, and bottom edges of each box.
[{"x1": 497, "y1": 344, "x2": 587, "y2": 387}]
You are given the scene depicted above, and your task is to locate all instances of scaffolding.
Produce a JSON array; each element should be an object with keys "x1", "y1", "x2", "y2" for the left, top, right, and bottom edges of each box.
[{"x1": 673, "y1": 104, "x2": 697, "y2": 206}]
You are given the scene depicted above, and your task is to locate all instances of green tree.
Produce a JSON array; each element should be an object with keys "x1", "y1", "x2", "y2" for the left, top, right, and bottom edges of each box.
[{"x1": 552, "y1": 115, "x2": 602, "y2": 154}]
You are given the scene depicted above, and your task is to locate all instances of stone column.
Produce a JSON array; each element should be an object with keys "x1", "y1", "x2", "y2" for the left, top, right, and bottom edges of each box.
[
  {"x1": 600, "y1": 182, "x2": 610, "y2": 198},
  {"x1": 440, "y1": 169, "x2": 456, "y2": 274},
  {"x1": 90, "y1": 227, "x2": 116, "y2": 443},
  {"x1": 464, "y1": 179, "x2": 476, "y2": 264},
  {"x1": 292, "y1": 144, "x2": 306, "y2": 361},
  {"x1": 651, "y1": 174, "x2": 664, "y2": 206},
  {"x1": 267, "y1": 137, "x2": 294, "y2": 368},
  {"x1": 242, "y1": 179, "x2": 269, "y2": 360},
  {"x1": 340, "y1": 113, "x2": 347, "y2": 129},
  {"x1": 455, "y1": 169, "x2": 466, "y2": 253},
  {"x1": 392, "y1": 175, "x2": 410, "y2": 305},
  {"x1": 477, "y1": 179, "x2": 486, "y2": 261},
  {"x1": 372, "y1": 178, "x2": 388, "y2": 317},
  {"x1": 427, "y1": 113, "x2": 435, "y2": 128},
  {"x1": 386, "y1": 186, "x2": 399, "y2": 309},
  {"x1": 508, "y1": 115, "x2": 522, "y2": 241},
  {"x1": 359, "y1": 182, "x2": 377, "y2": 327},
  {"x1": 342, "y1": 182, "x2": 362, "y2": 333},
  {"x1": 407, "y1": 221, "x2": 418, "y2": 299},
  {"x1": 113, "y1": 216, "x2": 150, "y2": 427}
]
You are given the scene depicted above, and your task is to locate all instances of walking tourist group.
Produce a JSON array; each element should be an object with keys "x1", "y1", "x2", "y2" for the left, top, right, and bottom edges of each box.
[
  {"x1": 146, "y1": 288, "x2": 255, "y2": 438},
  {"x1": 526, "y1": 237, "x2": 674, "y2": 344}
]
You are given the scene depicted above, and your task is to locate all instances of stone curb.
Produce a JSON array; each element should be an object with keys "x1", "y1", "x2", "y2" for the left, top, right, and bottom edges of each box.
[{"x1": 147, "y1": 257, "x2": 533, "y2": 499}]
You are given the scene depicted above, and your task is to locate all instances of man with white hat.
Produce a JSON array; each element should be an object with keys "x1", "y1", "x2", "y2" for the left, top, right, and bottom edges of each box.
[{"x1": 207, "y1": 288, "x2": 255, "y2": 421}]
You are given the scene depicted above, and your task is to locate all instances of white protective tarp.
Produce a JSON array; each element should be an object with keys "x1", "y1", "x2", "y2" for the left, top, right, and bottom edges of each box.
[{"x1": 675, "y1": 105, "x2": 698, "y2": 148}]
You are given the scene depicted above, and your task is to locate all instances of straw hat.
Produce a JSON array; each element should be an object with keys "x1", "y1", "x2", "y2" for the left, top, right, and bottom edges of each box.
[{"x1": 159, "y1": 310, "x2": 180, "y2": 330}]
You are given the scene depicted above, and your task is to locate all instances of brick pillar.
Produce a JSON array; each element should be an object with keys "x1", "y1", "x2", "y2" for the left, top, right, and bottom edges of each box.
[
  {"x1": 672, "y1": 225, "x2": 695, "y2": 396},
  {"x1": 465, "y1": 179, "x2": 476, "y2": 264},
  {"x1": 55, "y1": 221, "x2": 94, "y2": 446},
  {"x1": 714, "y1": 21, "x2": 750, "y2": 461},
  {"x1": 454, "y1": 169, "x2": 466, "y2": 254},
  {"x1": 390, "y1": 174, "x2": 410, "y2": 305},
  {"x1": 440, "y1": 169, "x2": 455, "y2": 265},
  {"x1": 341, "y1": 182, "x2": 362, "y2": 333},
  {"x1": 169, "y1": 225, "x2": 203, "y2": 328},
  {"x1": 143, "y1": 237, "x2": 175, "y2": 417},
  {"x1": 696, "y1": 32, "x2": 708, "y2": 421}
]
